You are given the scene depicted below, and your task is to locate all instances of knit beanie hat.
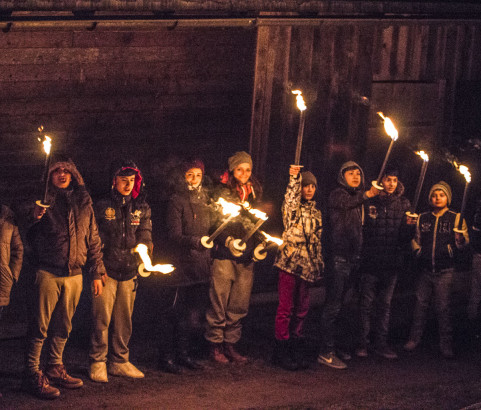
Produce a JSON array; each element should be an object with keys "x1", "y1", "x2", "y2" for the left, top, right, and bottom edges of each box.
[
  {"x1": 228, "y1": 151, "x2": 253, "y2": 171},
  {"x1": 429, "y1": 181, "x2": 452, "y2": 205},
  {"x1": 181, "y1": 158, "x2": 205, "y2": 174},
  {"x1": 301, "y1": 171, "x2": 317, "y2": 188}
]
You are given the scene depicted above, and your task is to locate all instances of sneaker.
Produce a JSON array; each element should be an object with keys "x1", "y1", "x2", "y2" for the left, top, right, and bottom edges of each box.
[
  {"x1": 23, "y1": 371, "x2": 60, "y2": 400},
  {"x1": 108, "y1": 362, "x2": 144, "y2": 378},
  {"x1": 89, "y1": 362, "x2": 108, "y2": 383},
  {"x1": 374, "y1": 345, "x2": 398, "y2": 360},
  {"x1": 355, "y1": 347, "x2": 368, "y2": 358},
  {"x1": 317, "y1": 352, "x2": 347, "y2": 369},
  {"x1": 45, "y1": 365, "x2": 83, "y2": 389},
  {"x1": 403, "y1": 340, "x2": 418, "y2": 352}
]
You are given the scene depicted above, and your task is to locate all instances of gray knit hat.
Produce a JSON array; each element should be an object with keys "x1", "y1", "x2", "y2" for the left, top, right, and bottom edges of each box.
[
  {"x1": 301, "y1": 171, "x2": 317, "y2": 188},
  {"x1": 429, "y1": 181, "x2": 452, "y2": 205},
  {"x1": 228, "y1": 151, "x2": 253, "y2": 171}
]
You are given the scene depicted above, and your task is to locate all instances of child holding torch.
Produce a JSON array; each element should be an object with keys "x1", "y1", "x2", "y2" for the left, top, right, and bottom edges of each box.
[
  {"x1": 272, "y1": 166, "x2": 324, "y2": 371},
  {"x1": 318, "y1": 161, "x2": 379, "y2": 370},
  {"x1": 204, "y1": 151, "x2": 263, "y2": 364},
  {"x1": 404, "y1": 181, "x2": 469, "y2": 358},
  {"x1": 89, "y1": 160, "x2": 151, "y2": 382}
]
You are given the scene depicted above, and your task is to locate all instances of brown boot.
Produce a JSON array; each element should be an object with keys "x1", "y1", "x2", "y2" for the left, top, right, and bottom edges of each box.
[
  {"x1": 23, "y1": 371, "x2": 60, "y2": 400},
  {"x1": 224, "y1": 343, "x2": 248, "y2": 364},
  {"x1": 210, "y1": 343, "x2": 229, "y2": 364},
  {"x1": 45, "y1": 364, "x2": 83, "y2": 389}
]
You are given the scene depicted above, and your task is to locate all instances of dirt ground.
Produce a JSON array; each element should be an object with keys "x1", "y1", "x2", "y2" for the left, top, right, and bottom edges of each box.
[{"x1": 1, "y1": 291, "x2": 481, "y2": 410}]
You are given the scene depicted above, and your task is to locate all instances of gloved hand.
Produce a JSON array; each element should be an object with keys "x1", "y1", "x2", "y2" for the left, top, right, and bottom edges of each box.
[{"x1": 226, "y1": 236, "x2": 243, "y2": 257}]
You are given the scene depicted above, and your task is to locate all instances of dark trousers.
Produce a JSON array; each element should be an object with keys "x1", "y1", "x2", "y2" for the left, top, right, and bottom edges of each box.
[
  {"x1": 321, "y1": 256, "x2": 359, "y2": 351},
  {"x1": 409, "y1": 268, "x2": 454, "y2": 346},
  {"x1": 359, "y1": 272, "x2": 397, "y2": 348},
  {"x1": 274, "y1": 270, "x2": 310, "y2": 341},
  {"x1": 159, "y1": 284, "x2": 209, "y2": 359}
]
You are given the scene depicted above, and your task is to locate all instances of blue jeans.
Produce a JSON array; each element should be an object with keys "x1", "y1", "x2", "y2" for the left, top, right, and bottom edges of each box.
[
  {"x1": 359, "y1": 272, "x2": 397, "y2": 348},
  {"x1": 408, "y1": 268, "x2": 454, "y2": 346},
  {"x1": 321, "y1": 256, "x2": 359, "y2": 351}
]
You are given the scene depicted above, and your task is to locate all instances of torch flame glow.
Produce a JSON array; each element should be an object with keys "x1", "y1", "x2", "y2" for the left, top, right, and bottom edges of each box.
[
  {"x1": 292, "y1": 90, "x2": 307, "y2": 112},
  {"x1": 377, "y1": 112, "x2": 398, "y2": 141},
  {"x1": 217, "y1": 198, "x2": 241, "y2": 217},
  {"x1": 456, "y1": 163, "x2": 471, "y2": 183},
  {"x1": 134, "y1": 244, "x2": 175, "y2": 274},
  {"x1": 248, "y1": 208, "x2": 268, "y2": 221},
  {"x1": 416, "y1": 150, "x2": 429, "y2": 162},
  {"x1": 261, "y1": 231, "x2": 283, "y2": 246},
  {"x1": 42, "y1": 136, "x2": 52, "y2": 155}
]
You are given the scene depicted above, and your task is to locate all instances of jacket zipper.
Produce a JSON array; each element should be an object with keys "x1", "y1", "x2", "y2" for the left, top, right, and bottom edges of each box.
[{"x1": 432, "y1": 214, "x2": 439, "y2": 271}]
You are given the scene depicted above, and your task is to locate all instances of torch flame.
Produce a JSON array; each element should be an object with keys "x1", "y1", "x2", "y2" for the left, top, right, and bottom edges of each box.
[
  {"x1": 217, "y1": 198, "x2": 241, "y2": 217},
  {"x1": 458, "y1": 164, "x2": 471, "y2": 183},
  {"x1": 134, "y1": 244, "x2": 175, "y2": 274},
  {"x1": 416, "y1": 150, "x2": 429, "y2": 162},
  {"x1": 292, "y1": 90, "x2": 307, "y2": 112},
  {"x1": 261, "y1": 231, "x2": 283, "y2": 246},
  {"x1": 377, "y1": 112, "x2": 398, "y2": 141},
  {"x1": 42, "y1": 136, "x2": 52, "y2": 155},
  {"x1": 248, "y1": 208, "x2": 268, "y2": 221}
]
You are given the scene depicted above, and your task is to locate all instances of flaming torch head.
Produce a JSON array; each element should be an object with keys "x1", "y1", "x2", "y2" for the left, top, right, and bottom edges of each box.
[
  {"x1": 42, "y1": 136, "x2": 52, "y2": 155},
  {"x1": 134, "y1": 243, "x2": 175, "y2": 274},
  {"x1": 377, "y1": 112, "x2": 398, "y2": 141},
  {"x1": 217, "y1": 198, "x2": 241, "y2": 218},
  {"x1": 292, "y1": 90, "x2": 307, "y2": 112},
  {"x1": 261, "y1": 231, "x2": 283, "y2": 246},
  {"x1": 416, "y1": 150, "x2": 429, "y2": 162},
  {"x1": 248, "y1": 208, "x2": 268, "y2": 221},
  {"x1": 459, "y1": 165, "x2": 471, "y2": 183}
]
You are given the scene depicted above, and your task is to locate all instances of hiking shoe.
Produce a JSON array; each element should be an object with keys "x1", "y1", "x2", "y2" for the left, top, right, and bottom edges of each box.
[
  {"x1": 374, "y1": 345, "x2": 398, "y2": 360},
  {"x1": 45, "y1": 365, "x2": 83, "y2": 389},
  {"x1": 317, "y1": 352, "x2": 347, "y2": 369},
  {"x1": 89, "y1": 362, "x2": 108, "y2": 383},
  {"x1": 403, "y1": 340, "x2": 418, "y2": 352},
  {"x1": 355, "y1": 347, "x2": 368, "y2": 358},
  {"x1": 23, "y1": 371, "x2": 60, "y2": 400},
  {"x1": 108, "y1": 362, "x2": 144, "y2": 378}
]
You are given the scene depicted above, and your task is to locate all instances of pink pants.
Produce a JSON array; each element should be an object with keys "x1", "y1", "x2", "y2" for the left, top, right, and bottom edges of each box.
[{"x1": 274, "y1": 270, "x2": 310, "y2": 340}]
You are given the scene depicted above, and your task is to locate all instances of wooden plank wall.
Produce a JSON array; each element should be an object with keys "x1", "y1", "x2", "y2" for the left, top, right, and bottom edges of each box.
[
  {"x1": 0, "y1": 26, "x2": 257, "y2": 201},
  {"x1": 252, "y1": 21, "x2": 481, "y2": 208}
]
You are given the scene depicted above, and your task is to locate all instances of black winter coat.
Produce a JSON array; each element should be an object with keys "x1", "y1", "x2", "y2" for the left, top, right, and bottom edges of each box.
[
  {"x1": 95, "y1": 191, "x2": 152, "y2": 281},
  {"x1": 361, "y1": 182, "x2": 413, "y2": 273},
  {"x1": 166, "y1": 181, "x2": 214, "y2": 286}
]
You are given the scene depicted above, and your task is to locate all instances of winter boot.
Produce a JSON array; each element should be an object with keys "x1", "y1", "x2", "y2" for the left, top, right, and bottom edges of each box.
[
  {"x1": 224, "y1": 342, "x2": 248, "y2": 364},
  {"x1": 272, "y1": 340, "x2": 298, "y2": 371},
  {"x1": 23, "y1": 370, "x2": 60, "y2": 400},
  {"x1": 45, "y1": 364, "x2": 83, "y2": 389}
]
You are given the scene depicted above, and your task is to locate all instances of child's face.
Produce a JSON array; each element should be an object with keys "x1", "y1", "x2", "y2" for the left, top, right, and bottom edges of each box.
[
  {"x1": 185, "y1": 167, "x2": 203, "y2": 188},
  {"x1": 382, "y1": 175, "x2": 398, "y2": 194},
  {"x1": 301, "y1": 184, "x2": 316, "y2": 201},
  {"x1": 51, "y1": 167, "x2": 72, "y2": 189},
  {"x1": 344, "y1": 169, "x2": 361, "y2": 188},
  {"x1": 233, "y1": 163, "x2": 252, "y2": 185},
  {"x1": 430, "y1": 189, "x2": 448, "y2": 209},
  {"x1": 115, "y1": 175, "x2": 135, "y2": 196}
]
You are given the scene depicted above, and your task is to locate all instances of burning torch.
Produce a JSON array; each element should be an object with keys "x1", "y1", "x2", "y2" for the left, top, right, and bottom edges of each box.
[
  {"x1": 253, "y1": 231, "x2": 284, "y2": 261},
  {"x1": 36, "y1": 126, "x2": 52, "y2": 208},
  {"x1": 201, "y1": 198, "x2": 242, "y2": 249},
  {"x1": 372, "y1": 112, "x2": 399, "y2": 190},
  {"x1": 453, "y1": 162, "x2": 471, "y2": 233},
  {"x1": 134, "y1": 244, "x2": 175, "y2": 278},
  {"x1": 406, "y1": 151, "x2": 429, "y2": 218},
  {"x1": 232, "y1": 207, "x2": 268, "y2": 252},
  {"x1": 292, "y1": 90, "x2": 307, "y2": 166}
]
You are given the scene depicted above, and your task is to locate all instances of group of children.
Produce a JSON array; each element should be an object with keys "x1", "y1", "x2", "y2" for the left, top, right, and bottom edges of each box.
[{"x1": 0, "y1": 150, "x2": 478, "y2": 400}]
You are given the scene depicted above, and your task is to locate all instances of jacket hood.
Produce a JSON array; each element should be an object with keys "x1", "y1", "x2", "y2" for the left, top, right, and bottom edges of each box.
[
  {"x1": 110, "y1": 159, "x2": 143, "y2": 199},
  {"x1": 337, "y1": 161, "x2": 365, "y2": 190}
]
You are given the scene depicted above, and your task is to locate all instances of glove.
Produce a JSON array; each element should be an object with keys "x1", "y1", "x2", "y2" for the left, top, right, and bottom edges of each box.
[{"x1": 226, "y1": 236, "x2": 243, "y2": 258}]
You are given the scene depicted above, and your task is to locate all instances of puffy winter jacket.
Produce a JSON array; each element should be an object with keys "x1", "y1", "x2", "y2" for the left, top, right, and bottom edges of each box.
[
  {"x1": 274, "y1": 174, "x2": 324, "y2": 283},
  {"x1": 361, "y1": 181, "x2": 413, "y2": 272},
  {"x1": 0, "y1": 205, "x2": 23, "y2": 306}
]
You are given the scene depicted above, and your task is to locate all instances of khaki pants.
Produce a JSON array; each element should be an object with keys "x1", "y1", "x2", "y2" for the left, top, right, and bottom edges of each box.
[
  {"x1": 205, "y1": 259, "x2": 254, "y2": 344},
  {"x1": 26, "y1": 270, "x2": 83, "y2": 374},
  {"x1": 90, "y1": 276, "x2": 137, "y2": 364}
]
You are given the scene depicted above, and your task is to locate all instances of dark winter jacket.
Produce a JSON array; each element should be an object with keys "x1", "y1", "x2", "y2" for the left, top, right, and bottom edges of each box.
[
  {"x1": 212, "y1": 182, "x2": 263, "y2": 264},
  {"x1": 166, "y1": 177, "x2": 214, "y2": 286},
  {"x1": 413, "y1": 208, "x2": 469, "y2": 272},
  {"x1": 95, "y1": 164, "x2": 152, "y2": 282},
  {"x1": 274, "y1": 174, "x2": 324, "y2": 282},
  {"x1": 361, "y1": 181, "x2": 413, "y2": 273},
  {"x1": 328, "y1": 161, "x2": 369, "y2": 261},
  {"x1": 0, "y1": 205, "x2": 24, "y2": 306},
  {"x1": 27, "y1": 159, "x2": 106, "y2": 280}
]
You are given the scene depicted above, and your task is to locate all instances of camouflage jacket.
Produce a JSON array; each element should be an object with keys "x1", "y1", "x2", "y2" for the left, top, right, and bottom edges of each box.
[{"x1": 274, "y1": 175, "x2": 324, "y2": 282}]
